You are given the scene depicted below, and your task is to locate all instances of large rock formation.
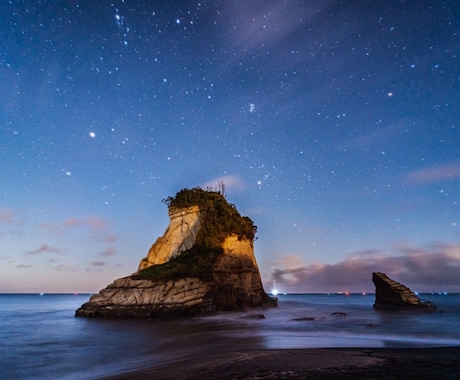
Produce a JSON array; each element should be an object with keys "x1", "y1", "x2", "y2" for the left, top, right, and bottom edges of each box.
[
  {"x1": 372, "y1": 272, "x2": 436, "y2": 311},
  {"x1": 76, "y1": 188, "x2": 276, "y2": 318}
]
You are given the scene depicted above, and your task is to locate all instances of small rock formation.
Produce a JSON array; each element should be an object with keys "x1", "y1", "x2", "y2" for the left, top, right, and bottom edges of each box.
[
  {"x1": 76, "y1": 188, "x2": 276, "y2": 318},
  {"x1": 292, "y1": 317, "x2": 315, "y2": 321},
  {"x1": 330, "y1": 312, "x2": 347, "y2": 317},
  {"x1": 372, "y1": 272, "x2": 436, "y2": 311}
]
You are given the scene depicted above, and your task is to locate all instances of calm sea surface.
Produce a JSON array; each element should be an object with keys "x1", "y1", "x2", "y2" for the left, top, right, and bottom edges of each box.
[{"x1": 1, "y1": 293, "x2": 459, "y2": 379}]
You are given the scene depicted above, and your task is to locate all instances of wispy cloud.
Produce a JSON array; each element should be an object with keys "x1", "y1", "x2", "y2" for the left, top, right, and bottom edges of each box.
[
  {"x1": 38, "y1": 215, "x2": 117, "y2": 249},
  {"x1": 16, "y1": 263, "x2": 32, "y2": 269},
  {"x1": 342, "y1": 123, "x2": 401, "y2": 150},
  {"x1": 25, "y1": 244, "x2": 65, "y2": 256},
  {"x1": 55, "y1": 264, "x2": 77, "y2": 272},
  {"x1": 90, "y1": 261, "x2": 106, "y2": 266},
  {"x1": 90, "y1": 234, "x2": 118, "y2": 243},
  {"x1": 100, "y1": 247, "x2": 115, "y2": 257},
  {"x1": 271, "y1": 242, "x2": 460, "y2": 293},
  {"x1": 39, "y1": 215, "x2": 111, "y2": 235},
  {"x1": 403, "y1": 161, "x2": 460, "y2": 185},
  {"x1": 38, "y1": 222, "x2": 65, "y2": 234},
  {"x1": 63, "y1": 216, "x2": 110, "y2": 232},
  {"x1": 0, "y1": 209, "x2": 17, "y2": 224}
]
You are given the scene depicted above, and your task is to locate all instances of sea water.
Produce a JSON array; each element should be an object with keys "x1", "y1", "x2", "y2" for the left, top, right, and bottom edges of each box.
[{"x1": 1, "y1": 293, "x2": 459, "y2": 379}]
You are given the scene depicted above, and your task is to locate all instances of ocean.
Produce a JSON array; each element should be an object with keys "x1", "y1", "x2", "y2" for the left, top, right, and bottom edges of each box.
[{"x1": 1, "y1": 293, "x2": 459, "y2": 379}]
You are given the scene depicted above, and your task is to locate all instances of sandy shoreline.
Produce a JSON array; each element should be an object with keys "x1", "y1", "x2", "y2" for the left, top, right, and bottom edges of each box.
[{"x1": 100, "y1": 346, "x2": 460, "y2": 379}]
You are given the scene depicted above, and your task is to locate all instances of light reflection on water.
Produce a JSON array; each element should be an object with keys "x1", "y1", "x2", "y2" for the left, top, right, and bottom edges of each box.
[{"x1": 1, "y1": 293, "x2": 459, "y2": 379}]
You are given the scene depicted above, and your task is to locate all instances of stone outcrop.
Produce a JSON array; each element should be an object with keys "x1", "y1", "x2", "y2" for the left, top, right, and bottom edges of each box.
[
  {"x1": 75, "y1": 277, "x2": 214, "y2": 318},
  {"x1": 211, "y1": 235, "x2": 271, "y2": 310},
  {"x1": 76, "y1": 188, "x2": 276, "y2": 318},
  {"x1": 76, "y1": 234, "x2": 274, "y2": 318},
  {"x1": 138, "y1": 206, "x2": 202, "y2": 270},
  {"x1": 372, "y1": 272, "x2": 436, "y2": 311}
]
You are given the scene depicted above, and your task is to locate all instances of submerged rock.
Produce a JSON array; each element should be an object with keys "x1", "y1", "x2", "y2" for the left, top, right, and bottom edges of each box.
[
  {"x1": 76, "y1": 188, "x2": 277, "y2": 318},
  {"x1": 292, "y1": 317, "x2": 315, "y2": 321},
  {"x1": 241, "y1": 314, "x2": 266, "y2": 320},
  {"x1": 330, "y1": 312, "x2": 347, "y2": 317},
  {"x1": 372, "y1": 272, "x2": 436, "y2": 311}
]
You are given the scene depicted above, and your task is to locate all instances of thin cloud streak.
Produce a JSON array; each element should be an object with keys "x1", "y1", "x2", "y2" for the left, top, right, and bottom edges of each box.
[
  {"x1": 100, "y1": 247, "x2": 115, "y2": 257},
  {"x1": 90, "y1": 261, "x2": 106, "y2": 266},
  {"x1": 92, "y1": 234, "x2": 118, "y2": 243},
  {"x1": 0, "y1": 209, "x2": 17, "y2": 223},
  {"x1": 16, "y1": 264, "x2": 32, "y2": 269},
  {"x1": 25, "y1": 244, "x2": 65, "y2": 256},
  {"x1": 39, "y1": 215, "x2": 111, "y2": 235},
  {"x1": 403, "y1": 161, "x2": 460, "y2": 185},
  {"x1": 63, "y1": 216, "x2": 110, "y2": 232}
]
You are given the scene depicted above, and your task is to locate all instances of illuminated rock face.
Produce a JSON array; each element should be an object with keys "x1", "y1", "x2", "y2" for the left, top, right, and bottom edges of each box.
[
  {"x1": 138, "y1": 206, "x2": 202, "y2": 270},
  {"x1": 75, "y1": 276, "x2": 215, "y2": 318},
  {"x1": 372, "y1": 272, "x2": 436, "y2": 311},
  {"x1": 76, "y1": 202, "x2": 276, "y2": 318},
  {"x1": 212, "y1": 235, "x2": 272, "y2": 310}
]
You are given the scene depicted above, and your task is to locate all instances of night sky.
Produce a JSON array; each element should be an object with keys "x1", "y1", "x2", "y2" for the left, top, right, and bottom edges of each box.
[{"x1": 1, "y1": 1, "x2": 459, "y2": 293}]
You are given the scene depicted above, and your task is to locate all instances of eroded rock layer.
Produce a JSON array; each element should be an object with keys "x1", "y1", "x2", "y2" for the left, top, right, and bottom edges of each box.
[
  {"x1": 75, "y1": 277, "x2": 214, "y2": 318},
  {"x1": 138, "y1": 206, "x2": 202, "y2": 270},
  {"x1": 76, "y1": 235, "x2": 275, "y2": 318},
  {"x1": 372, "y1": 272, "x2": 436, "y2": 311}
]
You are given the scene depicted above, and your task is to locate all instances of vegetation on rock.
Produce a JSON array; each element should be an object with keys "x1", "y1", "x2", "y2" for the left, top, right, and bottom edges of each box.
[
  {"x1": 134, "y1": 186, "x2": 257, "y2": 282},
  {"x1": 133, "y1": 244, "x2": 222, "y2": 282}
]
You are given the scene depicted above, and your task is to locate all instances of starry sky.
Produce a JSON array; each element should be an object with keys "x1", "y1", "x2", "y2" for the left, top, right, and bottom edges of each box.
[{"x1": 1, "y1": 1, "x2": 460, "y2": 294}]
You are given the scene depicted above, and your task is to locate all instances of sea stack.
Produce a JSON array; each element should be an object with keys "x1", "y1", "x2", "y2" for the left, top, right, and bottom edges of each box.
[
  {"x1": 76, "y1": 187, "x2": 276, "y2": 318},
  {"x1": 372, "y1": 272, "x2": 436, "y2": 311}
]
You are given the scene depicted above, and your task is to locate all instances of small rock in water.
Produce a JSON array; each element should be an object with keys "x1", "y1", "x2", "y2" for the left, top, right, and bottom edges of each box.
[
  {"x1": 241, "y1": 314, "x2": 265, "y2": 320},
  {"x1": 372, "y1": 272, "x2": 436, "y2": 311},
  {"x1": 330, "y1": 312, "x2": 347, "y2": 317},
  {"x1": 291, "y1": 317, "x2": 315, "y2": 321}
]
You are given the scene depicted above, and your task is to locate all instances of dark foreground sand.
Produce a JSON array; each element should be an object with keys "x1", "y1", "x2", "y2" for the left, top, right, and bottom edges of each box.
[{"x1": 102, "y1": 347, "x2": 460, "y2": 380}]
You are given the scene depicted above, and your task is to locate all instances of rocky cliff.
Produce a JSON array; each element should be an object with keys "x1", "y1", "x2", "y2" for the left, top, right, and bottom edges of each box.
[
  {"x1": 138, "y1": 205, "x2": 202, "y2": 270},
  {"x1": 76, "y1": 188, "x2": 276, "y2": 318},
  {"x1": 372, "y1": 272, "x2": 436, "y2": 311}
]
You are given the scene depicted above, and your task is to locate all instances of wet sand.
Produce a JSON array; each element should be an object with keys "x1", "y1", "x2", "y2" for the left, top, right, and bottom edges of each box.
[{"x1": 101, "y1": 346, "x2": 460, "y2": 379}]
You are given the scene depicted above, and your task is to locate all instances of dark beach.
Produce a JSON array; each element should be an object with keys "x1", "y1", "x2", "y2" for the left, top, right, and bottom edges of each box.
[{"x1": 102, "y1": 346, "x2": 460, "y2": 380}]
